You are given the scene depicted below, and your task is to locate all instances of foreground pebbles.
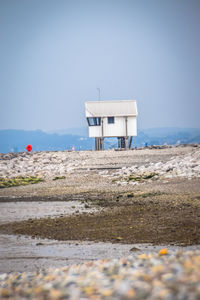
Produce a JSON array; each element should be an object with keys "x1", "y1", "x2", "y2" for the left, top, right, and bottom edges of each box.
[{"x1": 0, "y1": 250, "x2": 200, "y2": 299}]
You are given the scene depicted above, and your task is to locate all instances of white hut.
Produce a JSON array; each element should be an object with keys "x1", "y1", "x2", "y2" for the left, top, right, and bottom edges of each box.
[{"x1": 85, "y1": 100, "x2": 138, "y2": 150}]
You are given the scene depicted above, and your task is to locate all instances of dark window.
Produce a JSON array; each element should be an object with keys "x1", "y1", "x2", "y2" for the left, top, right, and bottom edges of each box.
[
  {"x1": 87, "y1": 117, "x2": 101, "y2": 126},
  {"x1": 108, "y1": 117, "x2": 115, "y2": 124}
]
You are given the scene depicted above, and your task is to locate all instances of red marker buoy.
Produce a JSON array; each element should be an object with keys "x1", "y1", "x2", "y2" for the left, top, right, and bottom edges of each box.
[{"x1": 26, "y1": 144, "x2": 32, "y2": 152}]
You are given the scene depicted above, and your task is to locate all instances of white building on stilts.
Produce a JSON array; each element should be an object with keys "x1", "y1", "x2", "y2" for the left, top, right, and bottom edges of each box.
[{"x1": 85, "y1": 100, "x2": 138, "y2": 150}]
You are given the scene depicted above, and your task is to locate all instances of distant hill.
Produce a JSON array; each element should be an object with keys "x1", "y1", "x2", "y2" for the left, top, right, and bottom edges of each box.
[
  {"x1": 47, "y1": 127, "x2": 88, "y2": 137},
  {"x1": 141, "y1": 127, "x2": 200, "y2": 137},
  {"x1": 134, "y1": 127, "x2": 200, "y2": 148},
  {"x1": 0, "y1": 130, "x2": 93, "y2": 153},
  {"x1": 0, "y1": 128, "x2": 200, "y2": 153}
]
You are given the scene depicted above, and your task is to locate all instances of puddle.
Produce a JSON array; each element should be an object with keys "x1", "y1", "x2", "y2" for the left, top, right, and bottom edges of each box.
[{"x1": 0, "y1": 201, "x2": 98, "y2": 225}]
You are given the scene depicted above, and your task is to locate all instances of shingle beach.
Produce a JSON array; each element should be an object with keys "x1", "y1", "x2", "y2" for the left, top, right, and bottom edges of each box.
[
  {"x1": 0, "y1": 145, "x2": 200, "y2": 299},
  {"x1": 1, "y1": 250, "x2": 200, "y2": 299}
]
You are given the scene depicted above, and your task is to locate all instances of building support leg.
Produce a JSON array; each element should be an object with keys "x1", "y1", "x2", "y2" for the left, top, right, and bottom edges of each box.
[
  {"x1": 118, "y1": 137, "x2": 120, "y2": 149},
  {"x1": 125, "y1": 137, "x2": 128, "y2": 150},
  {"x1": 129, "y1": 136, "x2": 133, "y2": 149},
  {"x1": 101, "y1": 138, "x2": 104, "y2": 150},
  {"x1": 96, "y1": 138, "x2": 99, "y2": 151},
  {"x1": 95, "y1": 138, "x2": 97, "y2": 151},
  {"x1": 121, "y1": 137, "x2": 125, "y2": 149}
]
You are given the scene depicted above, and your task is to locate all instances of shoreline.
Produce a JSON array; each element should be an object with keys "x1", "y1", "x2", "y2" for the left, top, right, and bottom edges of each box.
[{"x1": 1, "y1": 233, "x2": 200, "y2": 274}]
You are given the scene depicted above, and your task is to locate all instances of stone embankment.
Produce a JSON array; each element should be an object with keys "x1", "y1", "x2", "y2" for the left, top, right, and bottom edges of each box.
[
  {"x1": 102, "y1": 148, "x2": 200, "y2": 185},
  {"x1": 0, "y1": 145, "x2": 199, "y2": 181},
  {"x1": 0, "y1": 151, "x2": 80, "y2": 179},
  {"x1": 0, "y1": 250, "x2": 200, "y2": 299}
]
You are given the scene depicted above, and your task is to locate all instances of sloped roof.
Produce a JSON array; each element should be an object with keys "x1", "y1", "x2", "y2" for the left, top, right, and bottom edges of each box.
[{"x1": 85, "y1": 100, "x2": 138, "y2": 117}]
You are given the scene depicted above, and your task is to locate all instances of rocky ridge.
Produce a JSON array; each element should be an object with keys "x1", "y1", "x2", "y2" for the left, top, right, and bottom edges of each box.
[
  {"x1": 0, "y1": 145, "x2": 199, "y2": 184},
  {"x1": 101, "y1": 148, "x2": 200, "y2": 185},
  {"x1": 0, "y1": 151, "x2": 83, "y2": 179}
]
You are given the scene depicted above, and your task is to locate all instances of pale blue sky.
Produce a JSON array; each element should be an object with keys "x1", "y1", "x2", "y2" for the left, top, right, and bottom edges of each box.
[{"x1": 0, "y1": 0, "x2": 200, "y2": 131}]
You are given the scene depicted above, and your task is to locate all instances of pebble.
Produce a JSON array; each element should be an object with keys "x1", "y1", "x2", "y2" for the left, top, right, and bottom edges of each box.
[
  {"x1": 0, "y1": 151, "x2": 82, "y2": 179},
  {"x1": 0, "y1": 250, "x2": 200, "y2": 299},
  {"x1": 109, "y1": 148, "x2": 200, "y2": 184},
  {"x1": 0, "y1": 146, "x2": 199, "y2": 181}
]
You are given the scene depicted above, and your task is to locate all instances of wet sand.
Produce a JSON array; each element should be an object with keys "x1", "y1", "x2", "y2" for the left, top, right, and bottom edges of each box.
[{"x1": 0, "y1": 201, "x2": 98, "y2": 225}]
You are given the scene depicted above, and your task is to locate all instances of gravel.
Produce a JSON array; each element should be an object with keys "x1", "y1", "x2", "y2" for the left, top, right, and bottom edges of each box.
[
  {"x1": 0, "y1": 250, "x2": 200, "y2": 299},
  {"x1": 107, "y1": 148, "x2": 200, "y2": 185},
  {"x1": 0, "y1": 145, "x2": 199, "y2": 180}
]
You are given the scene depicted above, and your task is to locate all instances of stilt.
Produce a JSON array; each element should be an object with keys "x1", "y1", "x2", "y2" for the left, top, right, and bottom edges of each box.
[
  {"x1": 95, "y1": 138, "x2": 97, "y2": 151},
  {"x1": 121, "y1": 137, "x2": 125, "y2": 149},
  {"x1": 101, "y1": 138, "x2": 104, "y2": 150},
  {"x1": 125, "y1": 137, "x2": 128, "y2": 149},
  {"x1": 95, "y1": 138, "x2": 99, "y2": 151},
  {"x1": 95, "y1": 137, "x2": 104, "y2": 151},
  {"x1": 118, "y1": 137, "x2": 120, "y2": 149},
  {"x1": 129, "y1": 136, "x2": 132, "y2": 149}
]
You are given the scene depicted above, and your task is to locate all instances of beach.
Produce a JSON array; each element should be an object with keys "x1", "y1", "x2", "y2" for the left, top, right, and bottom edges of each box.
[{"x1": 0, "y1": 145, "x2": 200, "y2": 298}]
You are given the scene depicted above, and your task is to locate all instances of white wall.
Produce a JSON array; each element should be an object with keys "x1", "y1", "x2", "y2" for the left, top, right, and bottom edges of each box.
[
  {"x1": 88, "y1": 125, "x2": 102, "y2": 137},
  {"x1": 103, "y1": 117, "x2": 125, "y2": 137},
  {"x1": 127, "y1": 116, "x2": 137, "y2": 136},
  {"x1": 88, "y1": 116, "x2": 137, "y2": 137}
]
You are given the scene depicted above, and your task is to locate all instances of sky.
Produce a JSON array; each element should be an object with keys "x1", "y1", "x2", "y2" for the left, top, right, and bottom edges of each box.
[{"x1": 0, "y1": 0, "x2": 200, "y2": 131}]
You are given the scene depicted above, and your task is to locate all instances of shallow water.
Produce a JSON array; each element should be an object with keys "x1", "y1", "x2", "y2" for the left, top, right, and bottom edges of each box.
[
  {"x1": 0, "y1": 201, "x2": 98, "y2": 225},
  {"x1": 0, "y1": 234, "x2": 200, "y2": 274}
]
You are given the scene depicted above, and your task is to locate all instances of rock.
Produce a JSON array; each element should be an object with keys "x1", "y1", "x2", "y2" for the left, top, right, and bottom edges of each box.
[{"x1": 130, "y1": 247, "x2": 140, "y2": 252}]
